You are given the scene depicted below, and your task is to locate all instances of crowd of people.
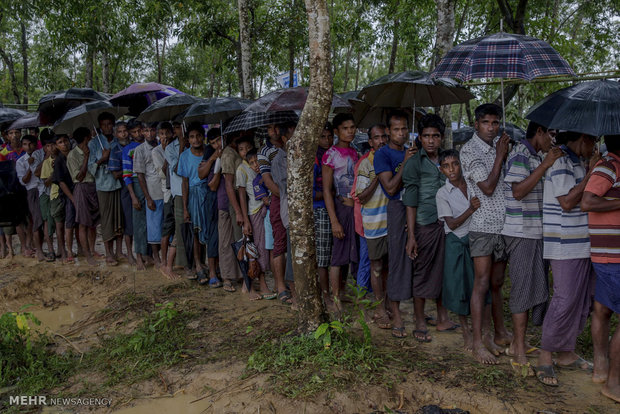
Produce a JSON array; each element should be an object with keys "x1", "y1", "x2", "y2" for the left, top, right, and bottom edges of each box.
[{"x1": 0, "y1": 102, "x2": 618, "y2": 402}]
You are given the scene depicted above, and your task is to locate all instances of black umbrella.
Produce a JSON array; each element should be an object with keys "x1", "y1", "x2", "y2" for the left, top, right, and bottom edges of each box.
[
  {"x1": 8, "y1": 112, "x2": 42, "y2": 131},
  {"x1": 244, "y1": 86, "x2": 351, "y2": 113},
  {"x1": 180, "y1": 97, "x2": 252, "y2": 124},
  {"x1": 38, "y1": 88, "x2": 108, "y2": 125},
  {"x1": 110, "y1": 82, "x2": 183, "y2": 116},
  {"x1": 137, "y1": 94, "x2": 199, "y2": 122},
  {"x1": 357, "y1": 70, "x2": 474, "y2": 108},
  {"x1": 223, "y1": 110, "x2": 299, "y2": 135},
  {"x1": 53, "y1": 101, "x2": 128, "y2": 136},
  {"x1": 525, "y1": 80, "x2": 620, "y2": 137},
  {"x1": 0, "y1": 107, "x2": 28, "y2": 129}
]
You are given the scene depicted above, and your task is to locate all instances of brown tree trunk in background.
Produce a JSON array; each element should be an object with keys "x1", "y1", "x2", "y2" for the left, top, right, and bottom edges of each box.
[
  {"x1": 432, "y1": 0, "x2": 456, "y2": 149},
  {"x1": 84, "y1": 46, "x2": 94, "y2": 88},
  {"x1": 0, "y1": 47, "x2": 20, "y2": 104},
  {"x1": 465, "y1": 101, "x2": 473, "y2": 125},
  {"x1": 155, "y1": 38, "x2": 162, "y2": 83},
  {"x1": 238, "y1": 0, "x2": 253, "y2": 98},
  {"x1": 388, "y1": 16, "x2": 399, "y2": 74},
  {"x1": 289, "y1": 0, "x2": 331, "y2": 332},
  {"x1": 288, "y1": 27, "x2": 295, "y2": 87},
  {"x1": 355, "y1": 49, "x2": 360, "y2": 90},
  {"x1": 343, "y1": 44, "x2": 352, "y2": 91},
  {"x1": 20, "y1": 22, "x2": 28, "y2": 105},
  {"x1": 102, "y1": 50, "x2": 110, "y2": 93}
]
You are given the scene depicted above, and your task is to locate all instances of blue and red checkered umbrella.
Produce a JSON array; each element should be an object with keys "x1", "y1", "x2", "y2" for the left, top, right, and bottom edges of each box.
[
  {"x1": 431, "y1": 32, "x2": 575, "y2": 82},
  {"x1": 432, "y1": 31, "x2": 575, "y2": 127}
]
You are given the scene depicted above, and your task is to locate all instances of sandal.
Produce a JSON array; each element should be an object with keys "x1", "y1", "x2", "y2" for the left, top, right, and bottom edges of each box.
[
  {"x1": 373, "y1": 313, "x2": 392, "y2": 329},
  {"x1": 557, "y1": 356, "x2": 593, "y2": 372},
  {"x1": 223, "y1": 281, "x2": 236, "y2": 292},
  {"x1": 64, "y1": 256, "x2": 75, "y2": 264},
  {"x1": 392, "y1": 326, "x2": 407, "y2": 338},
  {"x1": 209, "y1": 277, "x2": 223, "y2": 288},
  {"x1": 278, "y1": 290, "x2": 293, "y2": 305},
  {"x1": 536, "y1": 365, "x2": 559, "y2": 387},
  {"x1": 45, "y1": 252, "x2": 56, "y2": 262},
  {"x1": 196, "y1": 270, "x2": 208, "y2": 285},
  {"x1": 261, "y1": 292, "x2": 277, "y2": 300},
  {"x1": 413, "y1": 329, "x2": 432, "y2": 343},
  {"x1": 425, "y1": 315, "x2": 437, "y2": 326},
  {"x1": 510, "y1": 359, "x2": 535, "y2": 377},
  {"x1": 505, "y1": 346, "x2": 540, "y2": 358}
]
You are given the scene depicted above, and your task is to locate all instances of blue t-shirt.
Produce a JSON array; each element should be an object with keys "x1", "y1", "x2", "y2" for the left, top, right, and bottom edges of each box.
[
  {"x1": 373, "y1": 145, "x2": 405, "y2": 200},
  {"x1": 253, "y1": 173, "x2": 269, "y2": 201},
  {"x1": 177, "y1": 148, "x2": 206, "y2": 187}
]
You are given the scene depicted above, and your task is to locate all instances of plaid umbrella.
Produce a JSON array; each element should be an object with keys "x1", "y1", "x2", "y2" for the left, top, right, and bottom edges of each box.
[
  {"x1": 179, "y1": 97, "x2": 253, "y2": 124},
  {"x1": 432, "y1": 32, "x2": 575, "y2": 81},
  {"x1": 137, "y1": 94, "x2": 199, "y2": 122},
  {"x1": 223, "y1": 110, "x2": 299, "y2": 135},
  {"x1": 110, "y1": 82, "x2": 183, "y2": 116},
  {"x1": 525, "y1": 80, "x2": 620, "y2": 137},
  {"x1": 357, "y1": 71, "x2": 474, "y2": 108},
  {"x1": 245, "y1": 86, "x2": 351, "y2": 113}
]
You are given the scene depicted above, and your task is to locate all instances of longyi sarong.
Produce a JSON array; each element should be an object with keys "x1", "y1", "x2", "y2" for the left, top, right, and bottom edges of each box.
[
  {"x1": 413, "y1": 221, "x2": 445, "y2": 299},
  {"x1": 442, "y1": 233, "x2": 475, "y2": 316},
  {"x1": 132, "y1": 183, "x2": 148, "y2": 256},
  {"x1": 73, "y1": 182, "x2": 100, "y2": 228},
  {"x1": 504, "y1": 236, "x2": 549, "y2": 325},
  {"x1": 27, "y1": 188, "x2": 43, "y2": 230},
  {"x1": 97, "y1": 189, "x2": 123, "y2": 242},
  {"x1": 541, "y1": 258, "x2": 595, "y2": 352},
  {"x1": 218, "y1": 209, "x2": 242, "y2": 282},
  {"x1": 330, "y1": 198, "x2": 358, "y2": 267},
  {"x1": 386, "y1": 199, "x2": 412, "y2": 302}
]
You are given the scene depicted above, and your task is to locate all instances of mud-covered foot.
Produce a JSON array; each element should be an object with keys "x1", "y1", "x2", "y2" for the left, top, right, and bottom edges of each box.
[
  {"x1": 473, "y1": 344, "x2": 499, "y2": 365},
  {"x1": 602, "y1": 384, "x2": 620, "y2": 403},
  {"x1": 484, "y1": 334, "x2": 504, "y2": 356},
  {"x1": 593, "y1": 355, "x2": 609, "y2": 384},
  {"x1": 494, "y1": 331, "x2": 513, "y2": 347},
  {"x1": 127, "y1": 255, "x2": 136, "y2": 266},
  {"x1": 136, "y1": 257, "x2": 146, "y2": 271}
]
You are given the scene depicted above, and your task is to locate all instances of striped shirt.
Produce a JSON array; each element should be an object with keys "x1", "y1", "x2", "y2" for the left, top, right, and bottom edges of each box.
[
  {"x1": 258, "y1": 140, "x2": 278, "y2": 175},
  {"x1": 542, "y1": 146, "x2": 590, "y2": 260},
  {"x1": 585, "y1": 152, "x2": 620, "y2": 264},
  {"x1": 355, "y1": 151, "x2": 388, "y2": 239},
  {"x1": 502, "y1": 140, "x2": 543, "y2": 239},
  {"x1": 121, "y1": 141, "x2": 140, "y2": 186}
]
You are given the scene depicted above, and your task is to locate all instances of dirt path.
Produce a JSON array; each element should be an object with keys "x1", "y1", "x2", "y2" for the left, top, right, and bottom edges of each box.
[{"x1": 1, "y1": 257, "x2": 616, "y2": 413}]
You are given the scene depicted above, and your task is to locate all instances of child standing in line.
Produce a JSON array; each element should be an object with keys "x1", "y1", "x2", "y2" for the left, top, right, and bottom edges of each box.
[{"x1": 435, "y1": 149, "x2": 480, "y2": 350}]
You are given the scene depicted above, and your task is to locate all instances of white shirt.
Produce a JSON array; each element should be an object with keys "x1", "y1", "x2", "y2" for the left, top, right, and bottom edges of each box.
[
  {"x1": 436, "y1": 179, "x2": 472, "y2": 239},
  {"x1": 16, "y1": 152, "x2": 45, "y2": 195}
]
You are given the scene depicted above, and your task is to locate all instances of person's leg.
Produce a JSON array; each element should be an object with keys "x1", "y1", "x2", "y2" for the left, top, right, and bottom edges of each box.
[
  {"x1": 5, "y1": 233, "x2": 14, "y2": 258},
  {"x1": 55, "y1": 222, "x2": 67, "y2": 261},
  {"x1": 471, "y1": 255, "x2": 497, "y2": 364},
  {"x1": 16, "y1": 224, "x2": 31, "y2": 257},
  {"x1": 192, "y1": 234, "x2": 204, "y2": 273},
  {"x1": 104, "y1": 239, "x2": 117, "y2": 265},
  {"x1": 490, "y1": 260, "x2": 510, "y2": 346},
  {"x1": 602, "y1": 321, "x2": 620, "y2": 403},
  {"x1": 79, "y1": 225, "x2": 95, "y2": 265},
  {"x1": 114, "y1": 236, "x2": 123, "y2": 260},
  {"x1": 510, "y1": 312, "x2": 529, "y2": 365},
  {"x1": 460, "y1": 315, "x2": 472, "y2": 351},
  {"x1": 592, "y1": 301, "x2": 612, "y2": 383},
  {"x1": 161, "y1": 240, "x2": 179, "y2": 280},
  {"x1": 88, "y1": 227, "x2": 97, "y2": 257},
  {"x1": 370, "y1": 258, "x2": 389, "y2": 323},
  {"x1": 0, "y1": 229, "x2": 6, "y2": 259},
  {"x1": 413, "y1": 297, "x2": 430, "y2": 341},
  {"x1": 65, "y1": 227, "x2": 74, "y2": 258}
]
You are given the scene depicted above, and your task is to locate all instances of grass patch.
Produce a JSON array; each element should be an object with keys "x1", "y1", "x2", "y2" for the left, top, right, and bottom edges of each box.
[
  {"x1": 82, "y1": 302, "x2": 193, "y2": 387},
  {"x1": 0, "y1": 308, "x2": 76, "y2": 400},
  {"x1": 247, "y1": 328, "x2": 388, "y2": 398}
]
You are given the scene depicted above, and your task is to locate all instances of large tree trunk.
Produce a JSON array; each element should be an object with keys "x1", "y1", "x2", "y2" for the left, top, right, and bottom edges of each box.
[
  {"x1": 20, "y1": 22, "x2": 28, "y2": 105},
  {"x1": 432, "y1": 0, "x2": 456, "y2": 149},
  {"x1": 354, "y1": 49, "x2": 360, "y2": 90},
  {"x1": 342, "y1": 44, "x2": 352, "y2": 91},
  {"x1": 289, "y1": 0, "x2": 331, "y2": 332},
  {"x1": 84, "y1": 46, "x2": 94, "y2": 88},
  {"x1": 155, "y1": 38, "x2": 162, "y2": 83},
  {"x1": 238, "y1": 0, "x2": 253, "y2": 98}
]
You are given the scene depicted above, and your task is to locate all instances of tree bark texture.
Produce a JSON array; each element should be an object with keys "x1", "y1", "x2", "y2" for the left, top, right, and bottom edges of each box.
[
  {"x1": 432, "y1": 0, "x2": 455, "y2": 149},
  {"x1": 102, "y1": 50, "x2": 110, "y2": 93},
  {"x1": 20, "y1": 22, "x2": 28, "y2": 105},
  {"x1": 0, "y1": 46, "x2": 20, "y2": 104},
  {"x1": 238, "y1": 0, "x2": 253, "y2": 98},
  {"x1": 388, "y1": 16, "x2": 399, "y2": 74},
  {"x1": 84, "y1": 46, "x2": 94, "y2": 88},
  {"x1": 289, "y1": 0, "x2": 331, "y2": 332}
]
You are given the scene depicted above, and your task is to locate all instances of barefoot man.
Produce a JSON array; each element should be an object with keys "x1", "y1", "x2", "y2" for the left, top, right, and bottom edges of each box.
[{"x1": 459, "y1": 104, "x2": 512, "y2": 364}]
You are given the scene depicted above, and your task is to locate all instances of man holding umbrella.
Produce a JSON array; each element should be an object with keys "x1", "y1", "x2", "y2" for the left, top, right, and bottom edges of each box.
[
  {"x1": 88, "y1": 112, "x2": 123, "y2": 266},
  {"x1": 459, "y1": 103, "x2": 512, "y2": 364}
]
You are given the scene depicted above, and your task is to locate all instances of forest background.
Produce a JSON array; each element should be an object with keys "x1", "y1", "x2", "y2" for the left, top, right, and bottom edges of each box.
[{"x1": 0, "y1": 0, "x2": 619, "y2": 127}]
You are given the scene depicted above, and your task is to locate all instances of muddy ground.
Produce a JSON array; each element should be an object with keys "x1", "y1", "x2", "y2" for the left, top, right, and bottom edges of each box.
[{"x1": 0, "y1": 254, "x2": 617, "y2": 414}]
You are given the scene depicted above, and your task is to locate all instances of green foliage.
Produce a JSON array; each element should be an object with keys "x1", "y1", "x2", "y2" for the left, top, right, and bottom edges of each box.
[
  {"x1": 0, "y1": 308, "x2": 76, "y2": 396},
  {"x1": 84, "y1": 302, "x2": 192, "y2": 386}
]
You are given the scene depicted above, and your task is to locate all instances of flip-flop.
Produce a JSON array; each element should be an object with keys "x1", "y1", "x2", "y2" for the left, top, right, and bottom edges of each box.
[
  {"x1": 557, "y1": 356, "x2": 593, "y2": 372},
  {"x1": 437, "y1": 323, "x2": 461, "y2": 332},
  {"x1": 208, "y1": 277, "x2": 222, "y2": 288},
  {"x1": 392, "y1": 326, "x2": 407, "y2": 338},
  {"x1": 45, "y1": 252, "x2": 56, "y2": 262},
  {"x1": 505, "y1": 346, "x2": 540, "y2": 358},
  {"x1": 261, "y1": 292, "x2": 277, "y2": 300},
  {"x1": 196, "y1": 270, "x2": 208, "y2": 285},
  {"x1": 536, "y1": 364, "x2": 559, "y2": 387},
  {"x1": 223, "y1": 281, "x2": 236, "y2": 292},
  {"x1": 510, "y1": 359, "x2": 535, "y2": 377},
  {"x1": 425, "y1": 315, "x2": 437, "y2": 326},
  {"x1": 278, "y1": 290, "x2": 293, "y2": 305},
  {"x1": 413, "y1": 329, "x2": 432, "y2": 343}
]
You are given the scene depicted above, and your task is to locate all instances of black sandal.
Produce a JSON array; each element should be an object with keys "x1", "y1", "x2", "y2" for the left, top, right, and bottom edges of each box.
[
  {"x1": 536, "y1": 365, "x2": 559, "y2": 387},
  {"x1": 196, "y1": 270, "x2": 208, "y2": 285},
  {"x1": 278, "y1": 290, "x2": 293, "y2": 305}
]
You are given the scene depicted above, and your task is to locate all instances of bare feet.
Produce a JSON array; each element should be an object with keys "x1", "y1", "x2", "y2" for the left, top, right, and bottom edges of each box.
[
  {"x1": 483, "y1": 333, "x2": 504, "y2": 356},
  {"x1": 248, "y1": 290, "x2": 262, "y2": 301},
  {"x1": 36, "y1": 250, "x2": 46, "y2": 262},
  {"x1": 136, "y1": 256, "x2": 146, "y2": 271},
  {"x1": 473, "y1": 343, "x2": 499, "y2": 365},
  {"x1": 593, "y1": 355, "x2": 609, "y2": 384},
  {"x1": 494, "y1": 331, "x2": 513, "y2": 347},
  {"x1": 127, "y1": 254, "x2": 136, "y2": 266},
  {"x1": 160, "y1": 267, "x2": 180, "y2": 281},
  {"x1": 105, "y1": 256, "x2": 118, "y2": 266},
  {"x1": 462, "y1": 330, "x2": 473, "y2": 352},
  {"x1": 602, "y1": 384, "x2": 620, "y2": 403},
  {"x1": 86, "y1": 256, "x2": 97, "y2": 266}
]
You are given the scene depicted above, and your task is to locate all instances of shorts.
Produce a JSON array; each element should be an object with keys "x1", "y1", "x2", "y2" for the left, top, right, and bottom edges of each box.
[
  {"x1": 366, "y1": 236, "x2": 388, "y2": 260},
  {"x1": 469, "y1": 231, "x2": 506, "y2": 261},
  {"x1": 50, "y1": 197, "x2": 65, "y2": 224},
  {"x1": 313, "y1": 208, "x2": 332, "y2": 268},
  {"x1": 162, "y1": 199, "x2": 175, "y2": 237}
]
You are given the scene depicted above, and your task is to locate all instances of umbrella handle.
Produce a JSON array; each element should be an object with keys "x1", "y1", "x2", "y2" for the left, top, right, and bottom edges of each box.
[
  {"x1": 501, "y1": 79, "x2": 506, "y2": 129},
  {"x1": 93, "y1": 124, "x2": 104, "y2": 150}
]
